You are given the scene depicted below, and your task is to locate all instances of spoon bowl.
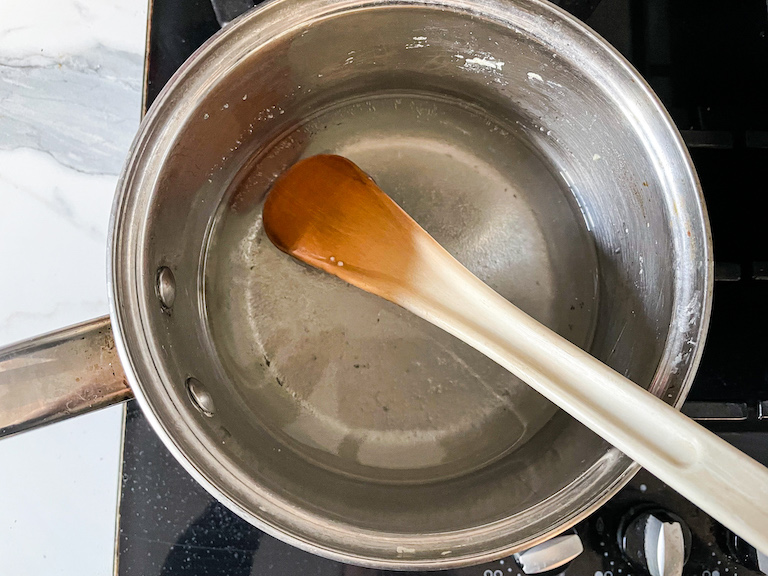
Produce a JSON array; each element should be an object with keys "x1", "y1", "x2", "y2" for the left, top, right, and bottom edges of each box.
[{"x1": 264, "y1": 154, "x2": 768, "y2": 554}]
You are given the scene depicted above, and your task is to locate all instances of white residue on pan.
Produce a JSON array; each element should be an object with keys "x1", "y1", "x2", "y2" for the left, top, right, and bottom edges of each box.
[
  {"x1": 406, "y1": 35, "x2": 429, "y2": 49},
  {"x1": 670, "y1": 289, "x2": 702, "y2": 374},
  {"x1": 671, "y1": 350, "x2": 689, "y2": 375},
  {"x1": 465, "y1": 56, "x2": 504, "y2": 70},
  {"x1": 454, "y1": 50, "x2": 505, "y2": 75},
  {"x1": 255, "y1": 104, "x2": 285, "y2": 121},
  {"x1": 526, "y1": 71, "x2": 563, "y2": 89},
  {"x1": 685, "y1": 290, "x2": 702, "y2": 326}
]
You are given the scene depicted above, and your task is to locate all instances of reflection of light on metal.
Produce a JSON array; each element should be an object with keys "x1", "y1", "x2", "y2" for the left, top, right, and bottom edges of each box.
[
  {"x1": 0, "y1": 355, "x2": 55, "y2": 372},
  {"x1": 0, "y1": 317, "x2": 131, "y2": 437}
]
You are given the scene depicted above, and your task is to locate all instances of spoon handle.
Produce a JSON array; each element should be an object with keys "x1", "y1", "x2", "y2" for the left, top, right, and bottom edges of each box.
[{"x1": 406, "y1": 238, "x2": 768, "y2": 554}]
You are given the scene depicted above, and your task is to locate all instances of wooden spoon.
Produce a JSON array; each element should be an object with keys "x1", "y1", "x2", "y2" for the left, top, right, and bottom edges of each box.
[{"x1": 263, "y1": 154, "x2": 768, "y2": 553}]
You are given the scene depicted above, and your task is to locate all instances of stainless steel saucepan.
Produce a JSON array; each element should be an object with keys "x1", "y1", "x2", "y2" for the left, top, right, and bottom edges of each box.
[{"x1": 0, "y1": 0, "x2": 711, "y2": 569}]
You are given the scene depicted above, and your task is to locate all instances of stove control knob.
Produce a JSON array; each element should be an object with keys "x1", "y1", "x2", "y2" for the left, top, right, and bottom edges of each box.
[
  {"x1": 726, "y1": 531, "x2": 768, "y2": 574},
  {"x1": 514, "y1": 532, "x2": 584, "y2": 574},
  {"x1": 619, "y1": 509, "x2": 691, "y2": 576}
]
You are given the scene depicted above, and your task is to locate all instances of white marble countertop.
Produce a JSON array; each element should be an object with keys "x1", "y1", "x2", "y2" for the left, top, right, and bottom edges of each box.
[{"x1": 0, "y1": 0, "x2": 147, "y2": 573}]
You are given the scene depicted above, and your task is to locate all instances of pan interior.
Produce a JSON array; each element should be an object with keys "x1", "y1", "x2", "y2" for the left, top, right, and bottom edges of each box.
[
  {"x1": 124, "y1": 0, "x2": 707, "y2": 562},
  {"x1": 203, "y1": 90, "x2": 600, "y2": 485}
]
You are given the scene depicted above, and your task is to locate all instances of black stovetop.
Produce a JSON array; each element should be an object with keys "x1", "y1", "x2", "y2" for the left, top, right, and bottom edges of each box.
[{"x1": 116, "y1": 1, "x2": 768, "y2": 574}]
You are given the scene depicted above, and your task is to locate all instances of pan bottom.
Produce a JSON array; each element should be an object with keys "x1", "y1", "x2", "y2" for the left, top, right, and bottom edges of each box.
[{"x1": 203, "y1": 91, "x2": 600, "y2": 484}]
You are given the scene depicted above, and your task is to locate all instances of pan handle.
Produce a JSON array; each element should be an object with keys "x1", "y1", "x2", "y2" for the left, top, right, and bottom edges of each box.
[{"x1": 0, "y1": 316, "x2": 133, "y2": 438}]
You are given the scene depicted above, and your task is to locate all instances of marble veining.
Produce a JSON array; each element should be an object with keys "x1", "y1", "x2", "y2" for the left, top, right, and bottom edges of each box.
[
  {"x1": 0, "y1": 49, "x2": 143, "y2": 176},
  {"x1": 0, "y1": 0, "x2": 147, "y2": 574},
  {"x1": 0, "y1": 0, "x2": 146, "y2": 343}
]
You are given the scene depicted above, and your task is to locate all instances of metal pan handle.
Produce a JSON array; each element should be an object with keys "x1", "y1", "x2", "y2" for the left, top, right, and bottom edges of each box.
[{"x1": 0, "y1": 316, "x2": 133, "y2": 438}]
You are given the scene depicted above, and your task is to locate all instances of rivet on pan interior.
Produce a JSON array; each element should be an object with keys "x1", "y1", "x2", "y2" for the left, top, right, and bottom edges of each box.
[
  {"x1": 156, "y1": 266, "x2": 176, "y2": 310},
  {"x1": 186, "y1": 377, "x2": 215, "y2": 417}
]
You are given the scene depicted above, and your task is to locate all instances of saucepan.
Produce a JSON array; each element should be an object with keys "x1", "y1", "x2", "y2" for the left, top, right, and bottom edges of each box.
[{"x1": 0, "y1": 0, "x2": 711, "y2": 569}]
